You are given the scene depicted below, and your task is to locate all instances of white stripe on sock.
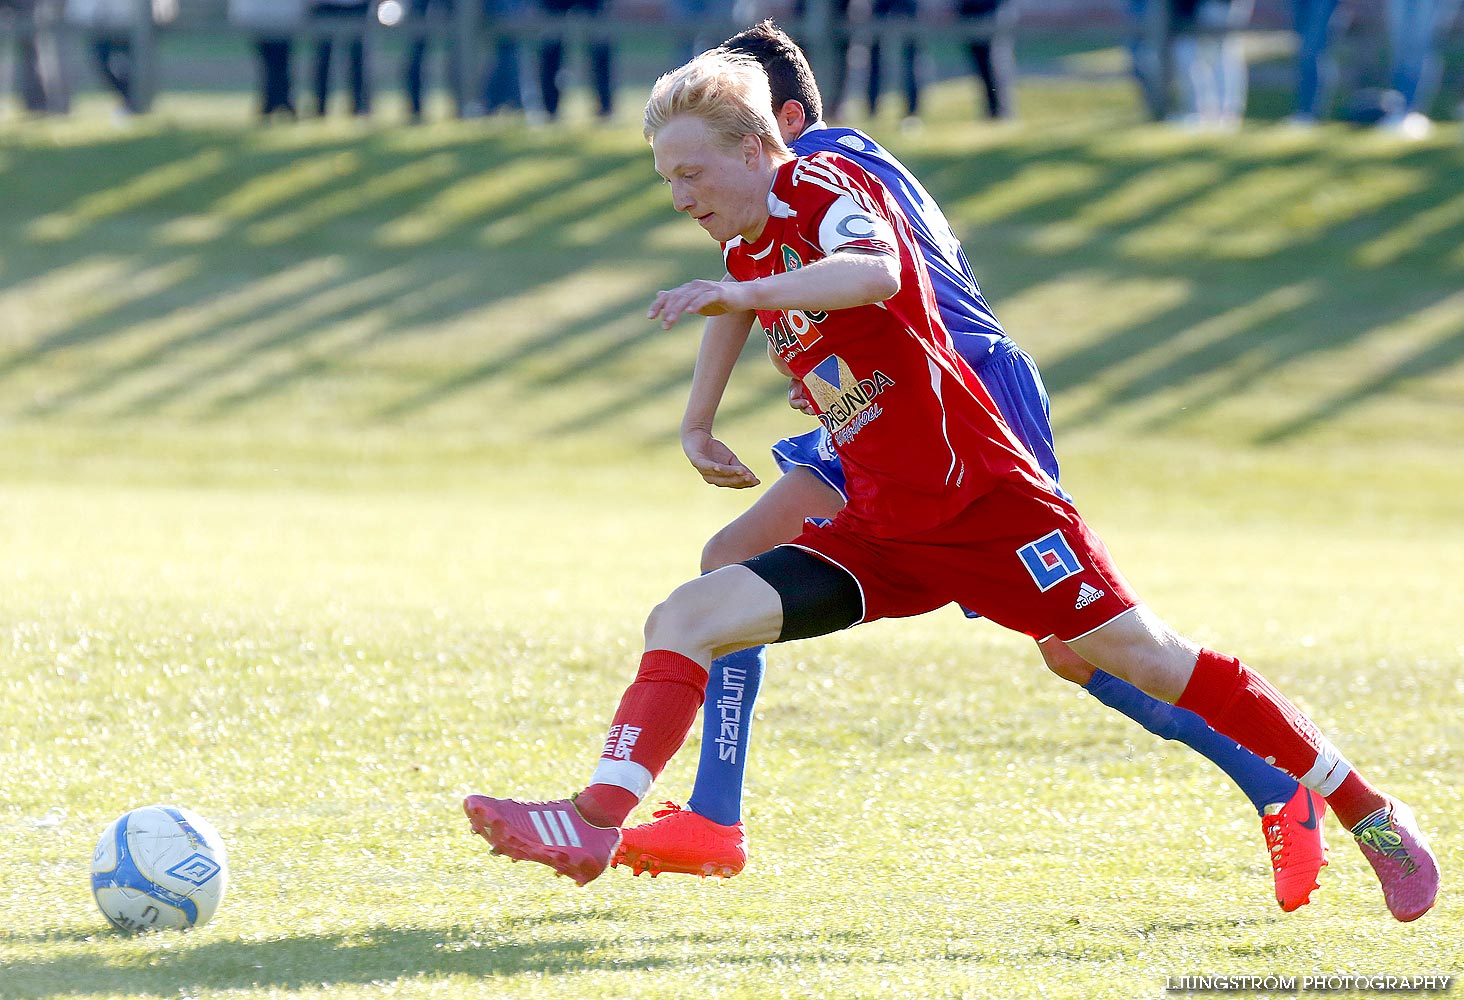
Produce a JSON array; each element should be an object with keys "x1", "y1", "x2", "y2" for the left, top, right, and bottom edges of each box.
[
  {"x1": 588, "y1": 757, "x2": 654, "y2": 799},
  {"x1": 1300, "y1": 741, "x2": 1352, "y2": 796}
]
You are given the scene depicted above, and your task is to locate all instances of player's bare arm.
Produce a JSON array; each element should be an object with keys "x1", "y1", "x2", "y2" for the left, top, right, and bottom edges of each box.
[
  {"x1": 649, "y1": 249, "x2": 899, "y2": 331},
  {"x1": 648, "y1": 275, "x2": 755, "y2": 330},
  {"x1": 681, "y1": 306, "x2": 761, "y2": 490},
  {"x1": 740, "y1": 248, "x2": 899, "y2": 312}
]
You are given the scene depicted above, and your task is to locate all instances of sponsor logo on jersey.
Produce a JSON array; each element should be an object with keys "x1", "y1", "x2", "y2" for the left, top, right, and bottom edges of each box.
[
  {"x1": 766, "y1": 245, "x2": 828, "y2": 361},
  {"x1": 804, "y1": 354, "x2": 894, "y2": 446},
  {"x1": 1016, "y1": 530, "x2": 1083, "y2": 592}
]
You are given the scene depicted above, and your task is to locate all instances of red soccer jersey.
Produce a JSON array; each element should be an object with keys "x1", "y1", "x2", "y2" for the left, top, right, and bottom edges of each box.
[{"x1": 724, "y1": 152, "x2": 1049, "y2": 538}]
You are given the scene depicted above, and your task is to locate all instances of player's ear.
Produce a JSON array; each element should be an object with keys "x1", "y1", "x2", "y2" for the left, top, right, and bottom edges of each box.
[
  {"x1": 742, "y1": 133, "x2": 761, "y2": 166},
  {"x1": 778, "y1": 99, "x2": 806, "y2": 133}
]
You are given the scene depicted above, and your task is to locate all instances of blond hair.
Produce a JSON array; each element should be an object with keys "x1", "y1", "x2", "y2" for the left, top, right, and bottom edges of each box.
[{"x1": 643, "y1": 49, "x2": 790, "y2": 157}]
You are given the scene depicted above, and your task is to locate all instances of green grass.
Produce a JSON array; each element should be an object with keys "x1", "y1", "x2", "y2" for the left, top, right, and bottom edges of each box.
[{"x1": 1, "y1": 72, "x2": 1463, "y2": 998}]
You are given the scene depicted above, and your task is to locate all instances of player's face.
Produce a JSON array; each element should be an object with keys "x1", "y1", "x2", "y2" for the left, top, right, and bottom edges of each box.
[{"x1": 652, "y1": 115, "x2": 771, "y2": 244}]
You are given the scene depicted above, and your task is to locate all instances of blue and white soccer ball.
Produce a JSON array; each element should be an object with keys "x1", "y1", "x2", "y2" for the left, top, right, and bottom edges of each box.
[{"x1": 90, "y1": 805, "x2": 229, "y2": 933}]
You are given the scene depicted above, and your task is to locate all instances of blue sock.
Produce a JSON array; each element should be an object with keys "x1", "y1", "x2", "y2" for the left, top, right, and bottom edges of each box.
[
  {"x1": 685, "y1": 644, "x2": 765, "y2": 826},
  {"x1": 1084, "y1": 669, "x2": 1298, "y2": 815}
]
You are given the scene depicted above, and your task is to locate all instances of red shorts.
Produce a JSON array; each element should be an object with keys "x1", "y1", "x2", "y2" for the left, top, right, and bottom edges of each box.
[{"x1": 786, "y1": 480, "x2": 1139, "y2": 642}]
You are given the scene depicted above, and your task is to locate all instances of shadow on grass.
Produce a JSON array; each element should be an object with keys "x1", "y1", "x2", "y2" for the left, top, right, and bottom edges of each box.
[
  {"x1": 1, "y1": 115, "x2": 1462, "y2": 450},
  {"x1": 0, "y1": 921, "x2": 869, "y2": 997}
]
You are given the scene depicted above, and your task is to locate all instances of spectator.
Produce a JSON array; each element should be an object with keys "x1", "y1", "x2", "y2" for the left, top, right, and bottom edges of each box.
[
  {"x1": 1380, "y1": 0, "x2": 1461, "y2": 137},
  {"x1": 229, "y1": 0, "x2": 303, "y2": 120},
  {"x1": 537, "y1": 0, "x2": 613, "y2": 122},
  {"x1": 1170, "y1": 0, "x2": 1251, "y2": 128},
  {"x1": 1287, "y1": 0, "x2": 1344, "y2": 123},
  {"x1": 957, "y1": 0, "x2": 1017, "y2": 119},
  {"x1": 477, "y1": 0, "x2": 524, "y2": 115},
  {"x1": 866, "y1": 0, "x2": 920, "y2": 124},
  {"x1": 4, "y1": 0, "x2": 69, "y2": 114},
  {"x1": 1126, "y1": 0, "x2": 1167, "y2": 119},
  {"x1": 666, "y1": 0, "x2": 732, "y2": 67},
  {"x1": 403, "y1": 0, "x2": 463, "y2": 121},
  {"x1": 791, "y1": 0, "x2": 851, "y2": 119},
  {"x1": 310, "y1": 0, "x2": 371, "y2": 116},
  {"x1": 65, "y1": 0, "x2": 176, "y2": 119}
]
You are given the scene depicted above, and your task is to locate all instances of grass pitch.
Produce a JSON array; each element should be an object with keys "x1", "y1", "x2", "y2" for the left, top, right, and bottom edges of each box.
[{"x1": 1, "y1": 69, "x2": 1462, "y2": 998}]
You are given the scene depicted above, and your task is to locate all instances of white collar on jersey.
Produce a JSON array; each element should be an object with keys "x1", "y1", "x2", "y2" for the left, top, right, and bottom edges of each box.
[{"x1": 766, "y1": 184, "x2": 794, "y2": 220}]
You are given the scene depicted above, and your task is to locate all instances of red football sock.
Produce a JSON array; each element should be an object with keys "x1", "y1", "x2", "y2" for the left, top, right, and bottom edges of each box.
[
  {"x1": 576, "y1": 649, "x2": 708, "y2": 828},
  {"x1": 1176, "y1": 649, "x2": 1385, "y2": 829}
]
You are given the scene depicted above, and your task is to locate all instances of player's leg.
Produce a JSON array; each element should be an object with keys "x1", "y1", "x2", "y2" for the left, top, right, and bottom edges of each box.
[
  {"x1": 691, "y1": 466, "x2": 845, "y2": 819},
  {"x1": 982, "y1": 343, "x2": 1324, "y2": 909},
  {"x1": 1065, "y1": 606, "x2": 1439, "y2": 922},
  {"x1": 1042, "y1": 638, "x2": 1296, "y2": 812},
  {"x1": 465, "y1": 547, "x2": 863, "y2": 886},
  {"x1": 613, "y1": 466, "x2": 848, "y2": 877},
  {"x1": 1041, "y1": 636, "x2": 1325, "y2": 910}
]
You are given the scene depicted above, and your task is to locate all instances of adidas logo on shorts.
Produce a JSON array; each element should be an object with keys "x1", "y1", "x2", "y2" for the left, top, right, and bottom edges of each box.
[{"x1": 1074, "y1": 582, "x2": 1105, "y2": 610}]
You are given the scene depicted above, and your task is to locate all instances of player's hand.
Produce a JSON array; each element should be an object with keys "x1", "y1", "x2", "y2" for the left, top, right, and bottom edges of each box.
[
  {"x1": 648, "y1": 280, "x2": 748, "y2": 330},
  {"x1": 682, "y1": 428, "x2": 760, "y2": 489},
  {"x1": 788, "y1": 378, "x2": 815, "y2": 415}
]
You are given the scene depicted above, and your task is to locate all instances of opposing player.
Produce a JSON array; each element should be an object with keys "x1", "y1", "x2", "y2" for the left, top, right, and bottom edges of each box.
[
  {"x1": 609, "y1": 21, "x2": 1326, "y2": 912},
  {"x1": 463, "y1": 49, "x2": 1439, "y2": 923}
]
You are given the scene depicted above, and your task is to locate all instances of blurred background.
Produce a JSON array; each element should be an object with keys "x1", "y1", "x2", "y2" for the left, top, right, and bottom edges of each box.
[{"x1": 2, "y1": 0, "x2": 1461, "y2": 132}]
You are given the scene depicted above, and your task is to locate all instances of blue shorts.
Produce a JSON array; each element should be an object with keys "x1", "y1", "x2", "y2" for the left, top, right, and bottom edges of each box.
[{"x1": 771, "y1": 336, "x2": 1066, "y2": 500}]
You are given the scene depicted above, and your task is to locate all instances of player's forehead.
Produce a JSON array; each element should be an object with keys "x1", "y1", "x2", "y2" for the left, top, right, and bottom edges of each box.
[{"x1": 652, "y1": 115, "x2": 731, "y2": 179}]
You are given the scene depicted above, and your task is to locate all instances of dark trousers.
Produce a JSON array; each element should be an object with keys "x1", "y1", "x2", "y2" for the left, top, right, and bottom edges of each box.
[
  {"x1": 537, "y1": 0, "x2": 612, "y2": 118},
  {"x1": 404, "y1": 0, "x2": 463, "y2": 118},
  {"x1": 257, "y1": 36, "x2": 295, "y2": 116},
  {"x1": 481, "y1": 36, "x2": 523, "y2": 111},
  {"x1": 868, "y1": 0, "x2": 919, "y2": 116},
  {"x1": 92, "y1": 35, "x2": 137, "y2": 112},
  {"x1": 312, "y1": 3, "x2": 370, "y2": 115},
  {"x1": 538, "y1": 36, "x2": 610, "y2": 116},
  {"x1": 966, "y1": 38, "x2": 1015, "y2": 118}
]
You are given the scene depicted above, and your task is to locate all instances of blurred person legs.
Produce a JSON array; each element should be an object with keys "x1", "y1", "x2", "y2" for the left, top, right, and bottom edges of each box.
[
  {"x1": 866, "y1": 0, "x2": 919, "y2": 121},
  {"x1": 481, "y1": 36, "x2": 524, "y2": 112},
  {"x1": 959, "y1": 0, "x2": 1015, "y2": 119},
  {"x1": 255, "y1": 36, "x2": 296, "y2": 118},
  {"x1": 90, "y1": 33, "x2": 138, "y2": 115},
  {"x1": 9, "y1": 0, "x2": 70, "y2": 114},
  {"x1": 1381, "y1": 0, "x2": 1462, "y2": 135},
  {"x1": 1171, "y1": 0, "x2": 1249, "y2": 127},
  {"x1": 478, "y1": 0, "x2": 523, "y2": 114},
  {"x1": 1288, "y1": 0, "x2": 1341, "y2": 122},
  {"x1": 311, "y1": 0, "x2": 370, "y2": 116},
  {"x1": 668, "y1": 0, "x2": 732, "y2": 66},
  {"x1": 537, "y1": 0, "x2": 613, "y2": 121},
  {"x1": 1127, "y1": 0, "x2": 1168, "y2": 118},
  {"x1": 404, "y1": 0, "x2": 463, "y2": 122},
  {"x1": 791, "y1": 0, "x2": 851, "y2": 117}
]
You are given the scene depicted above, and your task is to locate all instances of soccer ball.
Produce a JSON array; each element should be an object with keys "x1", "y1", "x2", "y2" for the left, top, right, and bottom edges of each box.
[{"x1": 90, "y1": 805, "x2": 229, "y2": 933}]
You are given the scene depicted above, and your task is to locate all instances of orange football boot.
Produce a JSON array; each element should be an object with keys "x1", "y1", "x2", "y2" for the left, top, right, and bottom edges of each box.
[{"x1": 612, "y1": 801, "x2": 747, "y2": 879}]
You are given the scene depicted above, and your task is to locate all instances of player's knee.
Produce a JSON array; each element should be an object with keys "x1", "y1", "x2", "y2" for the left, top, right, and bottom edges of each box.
[
  {"x1": 701, "y1": 524, "x2": 758, "y2": 573},
  {"x1": 644, "y1": 579, "x2": 717, "y2": 652},
  {"x1": 1039, "y1": 640, "x2": 1094, "y2": 685}
]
